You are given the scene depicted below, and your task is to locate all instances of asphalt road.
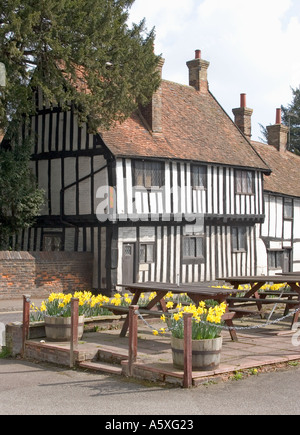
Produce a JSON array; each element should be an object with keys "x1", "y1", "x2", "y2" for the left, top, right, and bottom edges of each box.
[
  {"x1": 0, "y1": 311, "x2": 23, "y2": 325},
  {"x1": 1, "y1": 358, "x2": 300, "y2": 416}
]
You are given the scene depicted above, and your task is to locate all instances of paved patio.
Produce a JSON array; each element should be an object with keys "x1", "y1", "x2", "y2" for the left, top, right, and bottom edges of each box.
[{"x1": 24, "y1": 312, "x2": 300, "y2": 387}]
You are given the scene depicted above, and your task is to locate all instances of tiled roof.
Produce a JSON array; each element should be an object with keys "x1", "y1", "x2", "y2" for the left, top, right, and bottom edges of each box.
[
  {"x1": 252, "y1": 141, "x2": 300, "y2": 198},
  {"x1": 101, "y1": 80, "x2": 270, "y2": 171}
]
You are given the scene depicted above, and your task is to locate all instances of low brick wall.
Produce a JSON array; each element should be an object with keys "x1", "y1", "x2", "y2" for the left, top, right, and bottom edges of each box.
[
  {"x1": 0, "y1": 251, "x2": 93, "y2": 299},
  {"x1": 0, "y1": 252, "x2": 35, "y2": 298}
]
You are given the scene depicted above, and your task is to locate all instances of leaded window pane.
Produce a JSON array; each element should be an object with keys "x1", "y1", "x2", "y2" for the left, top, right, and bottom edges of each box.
[
  {"x1": 147, "y1": 244, "x2": 154, "y2": 263},
  {"x1": 134, "y1": 160, "x2": 164, "y2": 188},
  {"x1": 139, "y1": 244, "x2": 146, "y2": 263},
  {"x1": 232, "y1": 227, "x2": 246, "y2": 251},
  {"x1": 183, "y1": 237, "x2": 204, "y2": 259},
  {"x1": 247, "y1": 171, "x2": 253, "y2": 194},
  {"x1": 235, "y1": 170, "x2": 242, "y2": 193},
  {"x1": 192, "y1": 165, "x2": 207, "y2": 188},
  {"x1": 268, "y1": 251, "x2": 283, "y2": 269},
  {"x1": 196, "y1": 237, "x2": 204, "y2": 258},
  {"x1": 134, "y1": 161, "x2": 144, "y2": 186},
  {"x1": 139, "y1": 243, "x2": 155, "y2": 263},
  {"x1": 235, "y1": 170, "x2": 254, "y2": 194},
  {"x1": 284, "y1": 199, "x2": 293, "y2": 219}
]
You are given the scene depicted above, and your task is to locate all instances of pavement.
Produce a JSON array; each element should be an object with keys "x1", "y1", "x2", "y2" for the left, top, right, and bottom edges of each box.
[
  {"x1": 24, "y1": 308, "x2": 300, "y2": 386},
  {"x1": 2, "y1": 296, "x2": 300, "y2": 387},
  {"x1": 0, "y1": 297, "x2": 45, "y2": 314},
  {"x1": 2, "y1": 358, "x2": 300, "y2": 415}
]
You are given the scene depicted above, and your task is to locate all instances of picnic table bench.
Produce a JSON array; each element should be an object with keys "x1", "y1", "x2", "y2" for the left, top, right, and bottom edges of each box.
[
  {"x1": 115, "y1": 282, "x2": 241, "y2": 341},
  {"x1": 218, "y1": 275, "x2": 300, "y2": 327}
]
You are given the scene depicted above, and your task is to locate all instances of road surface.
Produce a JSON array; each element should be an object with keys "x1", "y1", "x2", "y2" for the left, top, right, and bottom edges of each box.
[{"x1": 0, "y1": 358, "x2": 299, "y2": 416}]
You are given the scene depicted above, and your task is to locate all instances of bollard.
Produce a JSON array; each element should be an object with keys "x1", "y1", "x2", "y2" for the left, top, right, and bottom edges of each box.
[
  {"x1": 22, "y1": 295, "x2": 31, "y2": 357},
  {"x1": 128, "y1": 305, "x2": 139, "y2": 376},
  {"x1": 183, "y1": 312, "x2": 193, "y2": 389},
  {"x1": 70, "y1": 298, "x2": 79, "y2": 368}
]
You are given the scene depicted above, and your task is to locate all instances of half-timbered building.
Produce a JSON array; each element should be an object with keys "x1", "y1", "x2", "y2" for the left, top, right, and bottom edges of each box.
[
  {"x1": 8, "y1": 51, "x2": 272, "y2": 293},
  {"x1": 233, "y1": 100, "x2": 300, "y2": 275}
]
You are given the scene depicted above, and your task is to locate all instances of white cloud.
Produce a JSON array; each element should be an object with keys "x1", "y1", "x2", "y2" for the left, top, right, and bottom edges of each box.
[{"x1": 128, "y1": 0, "x2": 300, "y2": 140}]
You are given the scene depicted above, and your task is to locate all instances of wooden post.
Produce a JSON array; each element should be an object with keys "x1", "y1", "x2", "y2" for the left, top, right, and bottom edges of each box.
[
  {"x1": 70, "y1": 298, "x2": 79, "y2": 368},
  {"x1": 128, "y1": 305, "x2": 139, "y2": 376},
  {"x1": 22, "y1": 295, "x2": 31, "y2": 357},
  {"x1": 183, "y1": 312, "x2": 193, "y2": 389}
]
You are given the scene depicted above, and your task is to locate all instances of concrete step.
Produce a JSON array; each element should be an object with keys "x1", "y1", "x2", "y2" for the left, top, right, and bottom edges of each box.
[{"x1": 79, "y1": 360, "x2": 123, "y2": 375}]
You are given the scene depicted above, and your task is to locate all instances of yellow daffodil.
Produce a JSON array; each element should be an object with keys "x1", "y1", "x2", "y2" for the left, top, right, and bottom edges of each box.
[
  {"x1": 173, "y1": 313, "x2": 180, "y2": 321},
  {"x1": 165, "y1": 291, "x2": 174, "y2": 299},
  {"x1": 149, "y1": 292, "x2": 157, "y2": 301}
]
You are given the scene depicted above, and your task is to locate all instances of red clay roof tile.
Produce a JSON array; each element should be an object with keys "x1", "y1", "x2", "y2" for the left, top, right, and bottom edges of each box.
[
  {"x1": 101, "y1": 80, "x2": 270, "y2": 172},
  {"x1": 252, "y1": 140, "x2": 300, "y2": 198}
]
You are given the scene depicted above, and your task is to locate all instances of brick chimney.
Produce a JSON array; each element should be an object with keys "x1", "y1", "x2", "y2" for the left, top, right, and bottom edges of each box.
[
  {"x1": 139, "y1": 57, "x2": 165, "y2": 134},
  {"x1": 186, "y1": 50, "x2": 210, "y2": 93},
  {"x1": 232, "y1": 94, "x2": 253, "y2": 139},
  {"x1": 267, "y1": 108, "x2": 289, "y2": 152}
]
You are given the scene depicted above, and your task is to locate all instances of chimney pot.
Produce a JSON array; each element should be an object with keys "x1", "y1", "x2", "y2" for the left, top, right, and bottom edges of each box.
[
  {"x1": 240, "y1": 93, "x2": 246, "y2": 108},
  {"x1": 195, "y1": 49, "x2": 201, "y2": 59},
  {"x1": 276, "y1": 108, "x2": 282, "y2": 124}
]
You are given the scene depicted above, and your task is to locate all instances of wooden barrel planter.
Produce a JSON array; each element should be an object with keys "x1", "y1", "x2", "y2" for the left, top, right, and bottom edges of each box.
[
  {"x1": 44, "y1": 316, "x2": 85, "y2": 342},
  {"x1": 171, "y1": 336, "x2": 222, "y2": 371}
]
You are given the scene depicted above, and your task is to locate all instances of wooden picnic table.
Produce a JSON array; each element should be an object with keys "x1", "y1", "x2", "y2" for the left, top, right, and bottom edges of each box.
[
  {"x1": 218, "y1": 275, "x2": 300, "y2": 327},
  {"x1": 117, "y1": 282, "x2": 241, "y2": 341}
]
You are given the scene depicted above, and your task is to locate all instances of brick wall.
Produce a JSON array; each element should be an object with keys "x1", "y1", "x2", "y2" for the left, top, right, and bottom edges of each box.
[{"x1": 0, "y1": 251, "x2": 93, "y2": 299}]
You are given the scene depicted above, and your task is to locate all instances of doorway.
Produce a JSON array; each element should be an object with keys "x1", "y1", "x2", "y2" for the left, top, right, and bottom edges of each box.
[{"x1": 122, "y1": 243, "x2": 136, "y2": 285}]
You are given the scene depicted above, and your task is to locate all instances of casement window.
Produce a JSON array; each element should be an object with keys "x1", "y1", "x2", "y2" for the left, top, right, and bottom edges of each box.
[
  {"x1": 235, "y1": 170, "x2": 254, "y2": 194},
  {"x1": 268, "y1": 251, "x2": 283, "y2": 270},
  {"x1": 183, "y1": 236, "x2": 205, "y2": 263},
  {"x1": 134, "y1": 160, "x2": 164, "y2": 189},
  {"x1": 191, "y1": 165, "x2": 207, "y2": 189},
  {"x1": 139, "y1": 243, "x2": 155, "y2": 264},
  {"x1": 231, "y1": 227, "x2": 247, "y2": 252},
  {"x1": 43, "y1": 233, "x2": 63, "y2": 251},
  {"x1": 283, "y1": 198, "x2": 293, "y2": 219}
]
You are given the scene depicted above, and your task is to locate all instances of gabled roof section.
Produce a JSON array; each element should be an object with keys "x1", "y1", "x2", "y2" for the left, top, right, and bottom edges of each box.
[
  {"x1": 101, "y1": 79, "x2": 270, "y2": 172},
  {"x1": 252, "y1": 140, "x2": 300, "y2": 198}
]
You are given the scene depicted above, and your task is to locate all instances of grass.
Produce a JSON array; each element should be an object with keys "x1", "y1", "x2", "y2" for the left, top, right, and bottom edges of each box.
[{"x1": 0, "y1": 347, "x2": 11, "y2": 359}]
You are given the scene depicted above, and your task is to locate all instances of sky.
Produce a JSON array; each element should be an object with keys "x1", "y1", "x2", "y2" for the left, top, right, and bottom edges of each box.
[{"x1": 128, "y1": 0, "x2": 300, "y2": 142}]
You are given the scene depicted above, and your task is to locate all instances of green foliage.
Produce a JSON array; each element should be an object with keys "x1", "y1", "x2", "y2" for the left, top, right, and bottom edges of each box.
[
  {"x1": 0, "y1": 134, "x2": 45, "y2": 249},
  {"x1": 0, "y1": 0, "x2": 161, "y2": 132},
  {"x1": 260, "y1": 86, "x2": 300, "y2": 155},
  {"x1": 0, "y1": 347, "x2": 11, "y2": 358},
  {"x1": 281, "y1": 87, "x2": 300, "y2": 155}
]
